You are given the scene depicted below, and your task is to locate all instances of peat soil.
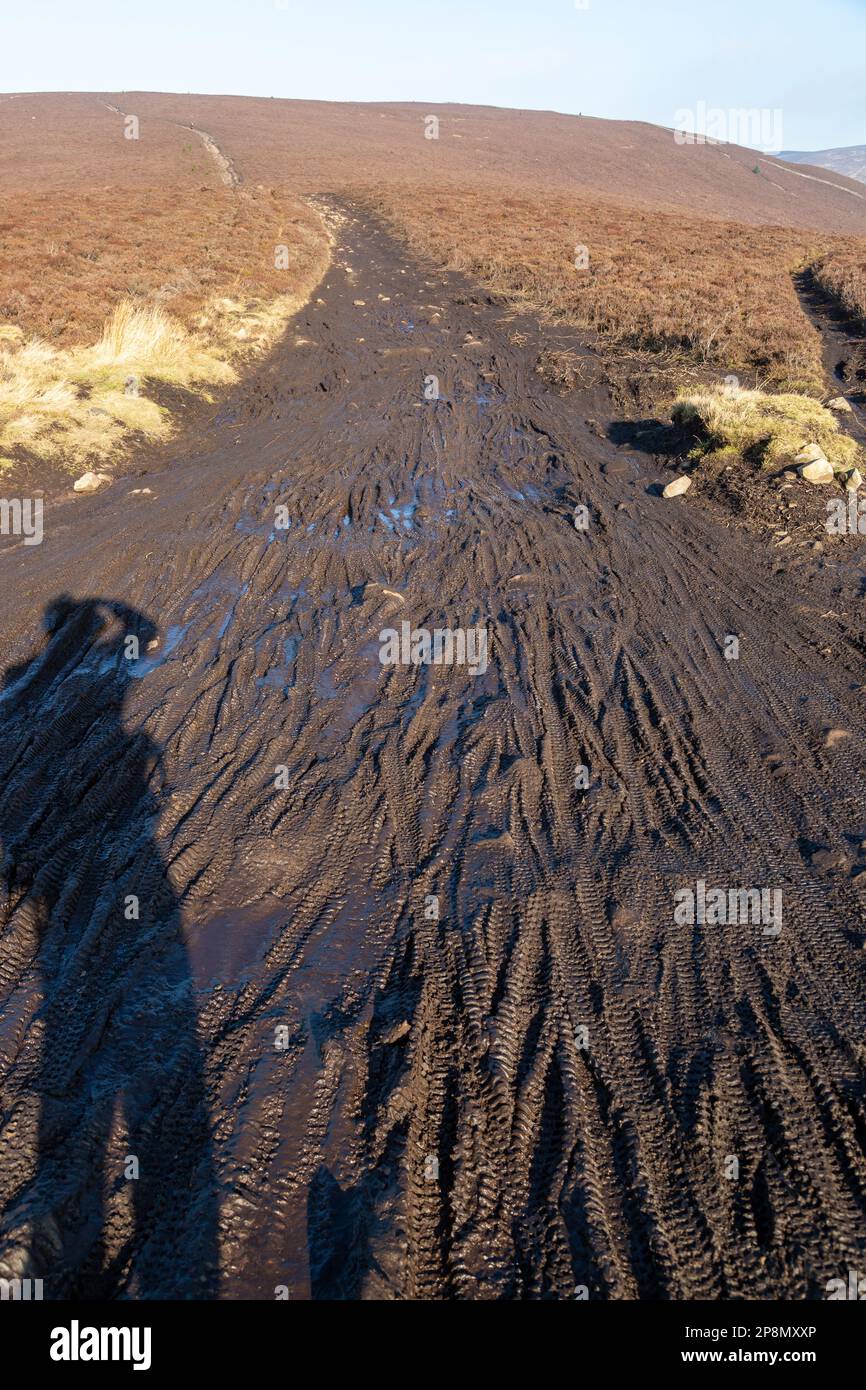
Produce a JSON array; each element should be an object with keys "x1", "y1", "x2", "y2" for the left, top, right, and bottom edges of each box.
[
  {"x1": 795, "y1": 268, "x2": 866, "y2": 418},
  {"x1": 1, "y1": 200, "x2": 866, "y2": 1300}
]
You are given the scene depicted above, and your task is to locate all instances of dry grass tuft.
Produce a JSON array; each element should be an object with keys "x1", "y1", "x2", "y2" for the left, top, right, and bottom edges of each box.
[
  {"x1": 672, "y1": 383, "x2": 863, "y2": 470},
  {"x1": 0, "y1": 310, "x2": 181, "y2": 465}
]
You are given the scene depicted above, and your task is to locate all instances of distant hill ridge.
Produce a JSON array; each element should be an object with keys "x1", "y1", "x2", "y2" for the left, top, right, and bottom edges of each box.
[{"x1": 779, "y1": 145, "x2": 866, "y2": 186}]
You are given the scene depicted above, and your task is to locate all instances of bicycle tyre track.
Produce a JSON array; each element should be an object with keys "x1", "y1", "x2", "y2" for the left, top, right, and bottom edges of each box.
[{"x1": 1, "y1": 198, "x2": 865, "y2": 1300}]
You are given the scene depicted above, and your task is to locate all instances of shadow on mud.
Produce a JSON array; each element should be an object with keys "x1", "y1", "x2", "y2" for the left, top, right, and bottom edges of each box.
[
  {"x1": 607, "y1": 418, "x2": 692, "y2": 459},
  {"x1": 0, "y1": 595, "x2": 218, "y2": 1298},
  {"x1": 307, "y1": 1166, "x2": 380, "y2": 1299}
]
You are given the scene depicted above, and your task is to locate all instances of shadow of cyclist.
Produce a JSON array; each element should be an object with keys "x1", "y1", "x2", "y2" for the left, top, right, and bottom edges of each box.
[{"x1": 0, "y1": 595, "x2": 218, "y2": 1298}]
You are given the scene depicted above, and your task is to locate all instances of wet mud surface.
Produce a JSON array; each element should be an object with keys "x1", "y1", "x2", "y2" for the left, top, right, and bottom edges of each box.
[
  {"x1": 795, "y1": 269, "x2": 866, "y2": 421},
  {"x1": 1, "y1": 201, "x2": 866, "y2": 1300}
]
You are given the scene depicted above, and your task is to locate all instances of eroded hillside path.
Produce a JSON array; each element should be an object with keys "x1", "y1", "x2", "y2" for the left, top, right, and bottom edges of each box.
[{"x1": 1, "y1": 202, "x2": 866, "y2": 1300}]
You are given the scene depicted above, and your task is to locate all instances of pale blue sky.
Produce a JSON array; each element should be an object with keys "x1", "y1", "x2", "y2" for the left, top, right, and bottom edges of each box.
[{"x1": 2, "y1": 0, "x2": 864, "y2": 150}]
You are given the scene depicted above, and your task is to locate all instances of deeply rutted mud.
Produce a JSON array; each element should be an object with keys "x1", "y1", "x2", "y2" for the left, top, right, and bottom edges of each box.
[{"x1": 1, "y1": 203, "x2": 866, "y2": 1300}]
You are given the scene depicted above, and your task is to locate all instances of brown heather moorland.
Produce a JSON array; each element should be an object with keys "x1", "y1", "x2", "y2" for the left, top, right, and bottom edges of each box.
[
  {"x1": 0, "y1": 186, "x2": 329, "y2": 347},
  {"x1": 813, "y1": 241, "x2": 866, "y2": 325},
  {"x1": 68, "y1": 93, "x2": 866, "y2": 232},
  {"x1": 2, "y1": 92, "x2": 866, "y2": 469},
  {"x1": 370, "y1": 184, "x2": 837, "y2": 392},
  {"x1": 0, "y1": 95, "x2": 333, "y2": 469}
]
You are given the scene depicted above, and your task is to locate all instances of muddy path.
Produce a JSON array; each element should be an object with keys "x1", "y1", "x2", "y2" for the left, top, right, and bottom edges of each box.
[
  {"x1": 795, "y1": 268, "x2": 866, "y2": 422},
  {"x1": 1, "y1": 200, "x2": 866, "y2": 1300}
]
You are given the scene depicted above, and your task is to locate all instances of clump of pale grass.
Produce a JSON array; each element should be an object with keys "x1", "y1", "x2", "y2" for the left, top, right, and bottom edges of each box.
[
  {"x1": 672, "y1": 383, "x2": 862, "y2": 471},
  {"x1": 0, "y1": 301, "x2": 229, "y2": 467},
  {"x1": 0, "y1": 203, "x2": 332, "y2": 472},
  {"x1": 82, "y1": 300, "x2": 233, "y2": 388},
  {"x1": 0, "y1": 294, "x2": 302, "y2": 469}
]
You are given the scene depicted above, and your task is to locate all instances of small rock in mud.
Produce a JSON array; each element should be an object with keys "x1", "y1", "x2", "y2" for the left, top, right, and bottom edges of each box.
[
  {"x1": 800, "y1": 457, "x2": 834, "y2": 484},
  {"x1": 662, "y1": 475, "x2": 691, "y2": 498},
  {"x1": 381, "y1": 1020, "x2": 411, "y2": 1045},
  {"x1": 845, "y1": 468, "x2": 863, "y2": 492},
  {"x1": 828, "y1": 396, "x2": 853, "y2": 412},
  {"x1": 796, "y1": 444, "x2": 827, "y2": 464},
  {"x1": 73, "y1": 471, "x2": 111, "y2": 493},
  {"x1": 824, "y1": 728, "x2": 850, "y2": 749}
]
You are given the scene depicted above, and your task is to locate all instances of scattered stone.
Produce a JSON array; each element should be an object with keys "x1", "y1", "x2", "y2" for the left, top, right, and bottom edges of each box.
[
  {"x1": 845, "y1": 468, "x2": 863, "y2": 492},
  {"x1": 828, "y1": 396, "x2": 853, "y2": 412},
  {"x1": 795, "y1": 444, "x2": 826, "y2": 464},
  {"x1": 783, "y1": 470, "x2": 798, "y2": 483},
  {"x1": 130, "y1": 487, "x2": 152, "y2": 495},
  {"x1": 800, "y1": 457, "x2": 834, "y2": 484},
  {"x1": 824, "y1": 728, "x2": 850, "y2": 749},
  {"x1": 381, "y1": 1020, "x2": 411, "y2": 1045},
  {"x1": 73, "y1": 471, "x2": 111, "y2": 493},
  {"x1": 353, "y1": 299, "x2": 366, "y2": 306},
  {"x1": 662, "y1": 475, "x2": 691, "y2": 498}
]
